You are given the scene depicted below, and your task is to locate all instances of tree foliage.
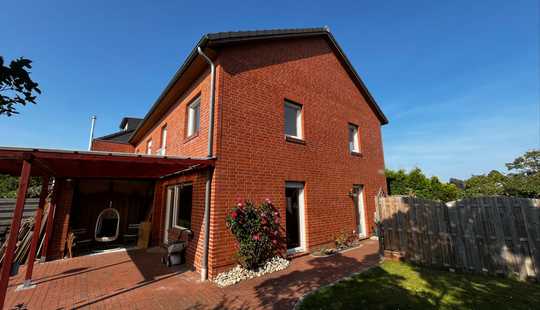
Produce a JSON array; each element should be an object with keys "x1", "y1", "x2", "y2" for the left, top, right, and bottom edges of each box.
[
  {"x1": 505, "y1": 150, "x2": 540, "y2": 176},
  {"x1": 461, "y1": 170, "x2": 506, "y2": 198},
  {"x1": 0, "y1": 56, "x2": 41, "y2": 116},
  {"x1": 387, "y1": 150, "x2": 540, "y2": 201},
  {"x1": 0, "y1": 174, "x2": 42, "y2": 198},
  {"x1": 386, "y1": 168, "x2": 459, "y2": 202}
]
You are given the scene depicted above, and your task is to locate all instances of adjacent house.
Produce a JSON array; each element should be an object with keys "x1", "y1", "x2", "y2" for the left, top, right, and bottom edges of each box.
[{"x1": 0, "y1": 28, "x2": 388, "y2": 281}]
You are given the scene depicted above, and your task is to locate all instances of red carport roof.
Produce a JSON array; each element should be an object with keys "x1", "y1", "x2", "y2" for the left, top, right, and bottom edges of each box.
[{"x1": 0, "y1": 146, "x2": 214, "y2": 179}]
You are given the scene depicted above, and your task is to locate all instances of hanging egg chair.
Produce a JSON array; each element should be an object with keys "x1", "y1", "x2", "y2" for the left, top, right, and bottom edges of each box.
[{"x1": 95, "y1": 203, "x2": 120, "y2": 242}]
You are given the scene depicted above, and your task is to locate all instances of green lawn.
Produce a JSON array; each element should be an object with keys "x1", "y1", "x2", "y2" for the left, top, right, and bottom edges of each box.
[{"x1": 298, "y1": 261, "x2": 540, "y2": 310}]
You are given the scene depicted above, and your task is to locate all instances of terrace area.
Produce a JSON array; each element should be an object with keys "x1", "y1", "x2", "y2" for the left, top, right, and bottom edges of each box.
[{"x1": 6, "y1": 239, "x2": 379, "y2": 309}]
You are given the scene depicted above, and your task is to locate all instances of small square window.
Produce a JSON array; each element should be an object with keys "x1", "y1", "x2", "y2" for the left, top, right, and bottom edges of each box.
[
  {"x1": 284, "y1": 101, "x2": 302, "y2": 139},
  {"x1": 187, "y1": 98, "x2": 200, "y2": 138},
  {"x1": 348, "y1": 124, "x2": 360, "y2": 153}
]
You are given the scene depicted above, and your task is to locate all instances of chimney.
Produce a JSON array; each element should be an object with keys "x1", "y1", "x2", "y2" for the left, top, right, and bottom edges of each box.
[{"x1": 88, "y1": 115, "x2": 96, "y2": 151}]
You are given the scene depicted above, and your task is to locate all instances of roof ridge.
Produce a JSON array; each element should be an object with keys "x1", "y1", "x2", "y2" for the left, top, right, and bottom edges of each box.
[{"x1": 205, "y1": 27, "x2": 328, "y2": 40}]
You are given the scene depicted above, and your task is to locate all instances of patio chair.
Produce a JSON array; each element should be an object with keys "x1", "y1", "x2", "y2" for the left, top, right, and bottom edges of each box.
[
  {"x1": 161, "y1": 229, "x2": 192, "y2": 267},
  {"x1": 95, "y1": 208, "x2": 120, "y2": 242}
]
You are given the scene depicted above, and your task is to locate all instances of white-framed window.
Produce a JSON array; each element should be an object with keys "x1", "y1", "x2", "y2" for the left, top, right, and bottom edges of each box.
[
  {"x1": 187, "y1": 98, "x2": 201, "y2": 138},
  {"x1": 348, "y1": 124, "x2": 360, "y2": 153},
  {"x1": 165, "y1": 183, "x2": 193, "y2": 232},
  {"x1": 159, "y1": 125, "x2": 167, "y2": 155},
  {"x1": 146, "y1": 139, "x2": 153, "y2": 155},
  {"x1": 284, "y1": 100, "x2": 303, "y2": 139}
]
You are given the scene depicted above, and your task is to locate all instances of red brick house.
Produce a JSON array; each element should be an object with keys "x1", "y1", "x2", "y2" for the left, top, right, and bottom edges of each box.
[{"x1": 0, "y1": 28, "x2": 388, "y2": 283}]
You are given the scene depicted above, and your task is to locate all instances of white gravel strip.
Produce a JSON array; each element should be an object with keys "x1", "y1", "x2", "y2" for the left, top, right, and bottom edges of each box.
[{"x1": 214, "y1": 256, "x2": 290, "y2": 287}]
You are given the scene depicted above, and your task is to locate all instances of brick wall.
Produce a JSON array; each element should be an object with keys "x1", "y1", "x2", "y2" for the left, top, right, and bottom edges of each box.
[
  {"x1": 207, "y1": 36, "x2": 387, "y2": 276},
  {"x1": 91, "y1": 140, "x2": 134, "y2": 153},
  {"x1": 46, "y1": 179, "x2": 74, "y2": 260},
  {"x1": 152, "y1": 169, "x2": 213, "y2": 273},
  {"x1": 132, "y1": 70, "x2": 219, "y2": 158}
]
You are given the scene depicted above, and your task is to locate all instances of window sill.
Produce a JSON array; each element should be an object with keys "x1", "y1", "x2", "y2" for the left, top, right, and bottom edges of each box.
[
  {"x1": 350, "y1": 151, "x2": 363, "y2": 157},
  {"x1": 172, "y1": 225, "x2": 191, "y2": 231},
  {"x1": 183, "y1": 132, "x2": 199, "y2": 144},
  {"x1": 285, "y1": 135, "x2": 306, "y2": 145}
]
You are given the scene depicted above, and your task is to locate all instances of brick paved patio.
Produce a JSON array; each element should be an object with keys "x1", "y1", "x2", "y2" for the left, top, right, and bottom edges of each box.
[{"x1": 5, "y1": 239, "x2": 379, "y2": 309}]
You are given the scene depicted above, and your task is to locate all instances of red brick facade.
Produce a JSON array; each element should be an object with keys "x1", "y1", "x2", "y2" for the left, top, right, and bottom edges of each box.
[
  {"x1": 207, "y1": 37, "x2": 387, "y2": 276},
  {"x1": 91, "y1": 140, "x2": 134, "y2": 153},
  {"x1": 151, "y1": 169, "x2": 212, "y2": 272},
  {"x1": 80, "y1": 34, "x2": 387, "y2": 279},
  {"x1": 46, "y1": 179, "x2": 74, "y2": 260}
]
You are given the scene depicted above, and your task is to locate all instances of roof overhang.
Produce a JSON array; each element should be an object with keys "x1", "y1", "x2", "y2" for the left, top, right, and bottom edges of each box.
[
  {"x1": 128, "y1": 27, "x2": 388, "y2": 144},
  {"x1": 0, "y1": 147, "x2": 214, "y2": 179}
]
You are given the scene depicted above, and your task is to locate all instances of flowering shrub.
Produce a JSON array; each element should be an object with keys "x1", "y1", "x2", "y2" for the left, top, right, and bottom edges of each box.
[
  {"x1": 334, "y1": 229, "x2": 359, "y2": 250},
  {"x1": 226, "y1": 199, "x2": 282, "y2": 270}
]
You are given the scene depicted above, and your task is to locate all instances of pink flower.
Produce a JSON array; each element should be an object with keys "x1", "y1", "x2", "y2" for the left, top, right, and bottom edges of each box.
[
  {"x1": 273, "y1": 230, "x2": 278, "y2": 236},
  {"x1": 265, "y1": 198, "x2": 272, "y2": 204},
  {"x1": 252, "y1": 234, "x2": 260, "y2": 241},
  {"x1": 274, "y1": 217, "x2": 280, "y2": 224},
  {"x1": 231, "y1": 211, "x2": 238, "y2": 219},
  {"x1": 237, "y1": 202, "x2": 243, "y2": 208},
  {"x1": 274, "y1": 212, "x2": 279, "y2": 217},
  {"x1": 272, "y1": 239, "x2": 278, "y2": 245}
]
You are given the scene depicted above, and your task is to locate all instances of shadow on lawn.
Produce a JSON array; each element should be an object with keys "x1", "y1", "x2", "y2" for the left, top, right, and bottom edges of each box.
[
  {"x1": 299, "y1": 260, "x2": 540, "y2": 310},
  {"x1": 409, "y1": 263, "x2": 540, "y2": 309}
]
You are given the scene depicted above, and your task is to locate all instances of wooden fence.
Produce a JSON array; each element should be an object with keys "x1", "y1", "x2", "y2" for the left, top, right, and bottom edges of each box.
[
  {"x1": 377, "y1": 196, "x2": 540, "y2": 281},
  {"x1": 0, "y1": 198, "x2": 39, "y2": 242}
]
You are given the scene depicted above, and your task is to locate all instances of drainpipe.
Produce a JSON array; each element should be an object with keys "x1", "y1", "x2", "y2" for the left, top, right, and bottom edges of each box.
[
  {"x1": 197, "y1": 46, "x2": 216, "y2": 281},
  {"x1": 88, "y1": 115, "x2": 96, "y2": 151}
]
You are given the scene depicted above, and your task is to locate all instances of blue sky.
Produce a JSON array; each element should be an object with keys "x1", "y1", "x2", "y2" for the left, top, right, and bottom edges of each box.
[{"x1": 2, "y1": 0, "x2": 539, "y2": 180}]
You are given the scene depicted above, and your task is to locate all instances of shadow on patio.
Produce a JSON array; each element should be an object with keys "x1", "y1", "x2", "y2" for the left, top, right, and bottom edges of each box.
[
  {"x1": 6, "y1": 247, "x2": 191, "y2": 309},
  {"x1": 6, "y1": 239, "x2": 381, "y2": 309},
  {"x1": 252, "y1": 250, "x2": 380, "y2": 309}
]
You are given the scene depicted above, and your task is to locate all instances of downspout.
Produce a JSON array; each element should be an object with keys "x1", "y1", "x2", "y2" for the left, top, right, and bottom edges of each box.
[{"x1": 197, "y1": 46, "x2": 215, "y2": 281}]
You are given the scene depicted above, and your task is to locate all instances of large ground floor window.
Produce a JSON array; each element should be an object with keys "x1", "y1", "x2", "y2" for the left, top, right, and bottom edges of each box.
[
  {"x1": 164, "y1": 183, "x2": 193, "y2": 243},
  {"x1": 285, "y1": 181, "x2": 306, "y2": 253}
]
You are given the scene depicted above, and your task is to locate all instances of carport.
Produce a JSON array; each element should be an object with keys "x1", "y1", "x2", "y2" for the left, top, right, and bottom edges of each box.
[{"x1": 0, "y1": 146, "x2": 214, "y2": 308}]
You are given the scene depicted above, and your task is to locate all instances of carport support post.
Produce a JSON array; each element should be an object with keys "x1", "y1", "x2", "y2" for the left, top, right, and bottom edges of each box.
[
  {"x1": 0, "y1": 157, "x2": 32, "y2": 309},
  {"x1": 23, "y1": 176, "x2": 50, "y2": 288},
  {"x1": 40, "y1": 179, "x2": 60, "y2": 262}
]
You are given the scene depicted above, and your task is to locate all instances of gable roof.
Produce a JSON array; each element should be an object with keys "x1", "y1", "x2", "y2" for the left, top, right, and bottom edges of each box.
[
  {"x1": 94, "y1": 130, "x2": 134, "y2": 144},
  {"x1": 119, "y1": 117, "x2": 143, "y2": 131},
  {"x1": 129, "y1": 27, "x2": 388, "y2": 143},
  {"x1": 94, "y1": 117, "x2": 142, "y2": 144}
]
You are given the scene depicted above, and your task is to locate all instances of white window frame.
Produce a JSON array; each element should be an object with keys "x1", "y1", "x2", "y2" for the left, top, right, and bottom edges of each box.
[
  {"x1": 284, "y1": 101, "x2": 303, "y2": 140},
  {"x1": 354, "y1": 185, "x2": 367, "y2": 238},
  {"x1": 159, "y1": 126, "x2": 167, "y2": 155},
  {"x1": 146, "y1": 139, "x2": 153, "y2": 155},
  {"x1": 349, "y1": 124, "x2": 360, "y2": 153},
  {"x1": 171, "y1": 183, "x2": 193, "y2": 230},
  {"x1": 285, "y1": 181, "x2": 306, "y2": 254},
  {"x1": 164, "y1": 187, "x2": 174, "y2": 243},
  {"x1": 187, "y1": 98, "x2": 201, "y2": 138}
]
